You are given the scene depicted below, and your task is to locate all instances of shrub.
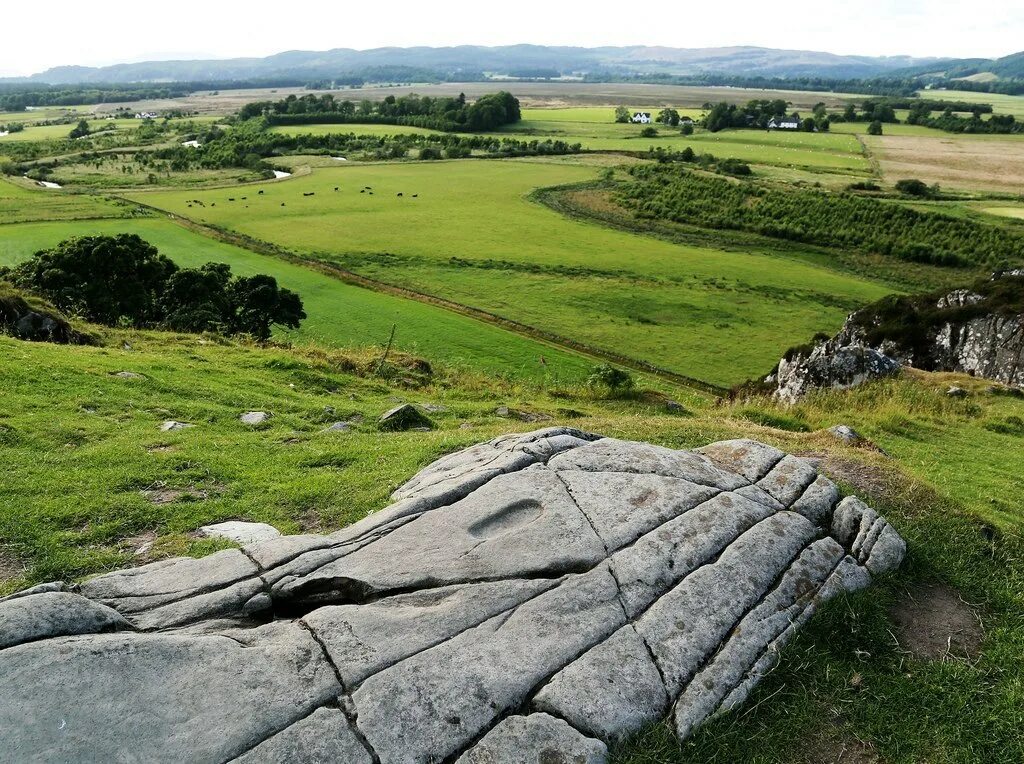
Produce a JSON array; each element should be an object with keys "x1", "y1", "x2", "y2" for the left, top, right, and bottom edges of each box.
[
  {"x1": 587, "y1": 364, "x2": 634, "y2": 395},
  {"x1": 640, "y1": 126, "x2": 658, "y2": 138},
  {"x1": 895, "y1": 178, "x2": 931, "y2": 197}
]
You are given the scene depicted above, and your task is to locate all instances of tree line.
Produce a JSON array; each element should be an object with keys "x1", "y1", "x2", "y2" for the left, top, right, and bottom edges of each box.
[
  {"x1": 618, "y1": 165, "x2": 1024, "y2": 269},
  {"x1": 239, "y1": 91, "x2": 522, "y2": 132}
]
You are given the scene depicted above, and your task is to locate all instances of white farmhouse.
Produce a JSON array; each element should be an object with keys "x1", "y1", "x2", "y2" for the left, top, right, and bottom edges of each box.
[
  {"x1": 631, "y1": 112, "x2": 652, "y2": 124},
  {"x1": 767, "y1": 117, "x2": 801, "y2": 130}
]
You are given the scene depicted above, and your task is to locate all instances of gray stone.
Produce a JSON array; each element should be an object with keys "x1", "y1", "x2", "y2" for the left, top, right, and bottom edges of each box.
[
  {"x1": 241, "y1": 411, "x2": 272, "y2": 426},
  {"x1": 160, "y1": 420, "x2": 194, "y2": 431},
  {"x1": 0, "y1": 592, "x2": 129, "y2": 649},
  {"x1": 323, "y1": 421, "x2": 353, "y2": 433},
  {"x1": 533, "y1": 625, "x2": 667, "y2": 743},
  {"x1": 0, "y1": 580, "x2": 66, "y2": 604},
  {"x1": 112, "y1": 371, "x2": 144, "y2": 379},
  {"x1": 0, "y1": 430, "x2": 906, "y2": 762},
  {"x1": 0, "y1": 623, "x2": 340, "y2": 763},
  {"x1": 352, "y1": 566, "x2": 624, "y2": 764},
  {"x1": 304, "y1": 577, "x2": 561, "y2": 687},
  {"x1": 379, "y1": 403, "x2": 433, "y2": 431},
  {"x1": 230, "y1": 706, "x2": 372, "y2": 763},
  {"x1": 828, "y1": 424, "x2": 864, "y2": 443},
  {"x1": 456, "y1": 713, "x2": 607, "y2": 764},
  {"x1": 200, "y1": 521, "x2": 282, "y2": 545},
  {"x1": 946, "y1": 385, "x2": 969, "y2": 398}
]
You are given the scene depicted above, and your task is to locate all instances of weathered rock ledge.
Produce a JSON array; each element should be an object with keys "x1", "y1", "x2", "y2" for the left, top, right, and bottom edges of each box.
[
  {"x1": 767, "y1": 270, "x2": 1024, "y2": 402},
  {"x1": 0, "y1": 428, "x2": 905, "y2": 762}
]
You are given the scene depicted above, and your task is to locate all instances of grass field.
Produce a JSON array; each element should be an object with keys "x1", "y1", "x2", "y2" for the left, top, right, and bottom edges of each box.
[
  {"x1": 0, "y1": 177, "x2": 142, "y2": 224},
  {"x1": 0, "y1": 216, "x2": 597, "y2": 382},
  {"x1": 270, "y1": 113, "x2": 870, "y2": 172},
  {"x1": 126, "y1": 160, "x2": 896, "y2": 386},
  {"x1": 922, "y1": 89, "x2": 1024, "y2": 118}
]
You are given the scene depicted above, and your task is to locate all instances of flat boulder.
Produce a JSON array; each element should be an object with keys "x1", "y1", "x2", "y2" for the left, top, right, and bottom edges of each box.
[
  {"x1": 0, "y1": 429, "x2": 904, "y2": 762},
  {"x1": 379, "y1": 403, "x2": 433, "y2": 431},
  {"x1": 241, "y1": 411, "x2": 272, "y2": 426}
]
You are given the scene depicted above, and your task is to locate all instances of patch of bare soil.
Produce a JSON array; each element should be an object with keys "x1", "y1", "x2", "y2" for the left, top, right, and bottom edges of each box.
[
  {"x1": 120, "y1": 530, "x2": 158, "y2": 558},
  {"x1": 890, "y1": 584, "x2": 984, "y2": 661},
  {"x1": 0, "y1": 546, "x2": 26, "y2": 583},
  {"x1": 801, "y1": 737, "x2": 882, "y2": 764},
  {"x1": 146, "y1": 443, "x2": 177, "y2": 454},
  {"x1": 139, "y1": 481, "x2": 224, "y2": 505},
  {"x1": 796, "y1": 451, "x2": 893, "y2": 502}
]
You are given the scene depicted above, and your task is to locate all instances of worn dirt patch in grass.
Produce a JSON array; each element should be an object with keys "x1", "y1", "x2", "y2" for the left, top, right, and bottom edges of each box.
[
  {"x1": 800, "y1": 736, "x2": 882, "y2": 764},
  {"x1": 0, "y1": 546, "x2": 26, "y2": 583},
  {"x1": 796, "y1": 451, "x2": 893, "y2": 502},
  {"x1": 890, "y1": 584, "x2": 984, "y2": 661},
  {"x1": 139, "y1": 481, "x2": 224, "y2": 505}
]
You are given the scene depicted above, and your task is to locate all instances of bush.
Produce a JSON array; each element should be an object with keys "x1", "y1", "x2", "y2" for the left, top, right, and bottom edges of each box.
[
  {"x1": 868, "y1": 120, "x2": 883, "y2": 135},
  {"x1": 418, "y1": 147, "x2": 442, "y2": 160},
  {"x1": 640, "y1": 126, "x2": 658, "y2": 138},
  {"x1": 587, "y1": 364, "x2": 634, "y2": 395},
  {"x1": 894, "y1": 178, "x2": 931, "y2": 197}
]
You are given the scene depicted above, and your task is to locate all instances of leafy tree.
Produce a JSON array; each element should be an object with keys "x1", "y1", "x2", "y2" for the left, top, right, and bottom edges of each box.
[
  {"x1": 680, "y1": 122, "x2": 694, "y2": 136},
  {"x1": 614, "y1": 106, "x2": 630, "y2": 123},
  {"x1": 227, "y1": 275, "x2": 306, "y2": 341},
  {"x1": 160, "y1": 262, "x2": 232, "y2": 332},
  {"x1": 640, "y1": 126, "x2": 658, "y2": 138},
  {"x1": 843, "y1": 104, "x2": 857, "y2": 121},
  {"x1": 868, "y1": 120, "x2": 883, "y2": 135},
  {"x1": 12, "y1": 234, "x2": 176, "y2": 325},
  {"x1": 658, "y1": 108, "x2": 680, "y2": 127},
  {"x1": 68, "y1": 119, "x2": 91, "y2": 139}
]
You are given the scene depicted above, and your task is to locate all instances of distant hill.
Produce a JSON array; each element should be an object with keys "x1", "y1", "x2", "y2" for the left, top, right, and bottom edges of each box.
[
  {"x1": 5, "y1": 45, "x2": 950, "y2": 85},
  {"x1": 888, "y1": 50, "x2": 1024, "y2": 82}
]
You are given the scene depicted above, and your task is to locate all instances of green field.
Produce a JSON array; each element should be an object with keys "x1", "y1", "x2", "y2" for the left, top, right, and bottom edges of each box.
[
  {"x1": 0, "y1": 177, "x2": 141, "y2": 224},
  {"x1": 126, "y1": 160, "x2": 895, "y2": 385},
  {"x1": 0, "y1": 216, "x2": 597, "y2": 381}
]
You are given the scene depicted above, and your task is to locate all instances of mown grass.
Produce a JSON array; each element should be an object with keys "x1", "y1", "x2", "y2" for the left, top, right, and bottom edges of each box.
[
  {"x1": 0, "y1": 177, "x2": 141, "y2": 224},
  {"x1": 0, "y1": 216, "x2": 596, "y2": 382},
  {"x1": 125, "y1": 160, "x2": 895, "y2": 386}
]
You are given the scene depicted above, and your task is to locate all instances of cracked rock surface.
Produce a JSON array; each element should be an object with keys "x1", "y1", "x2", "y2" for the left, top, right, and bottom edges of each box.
[{"x1": 0, "y1": 428, "x2": 905, "y2": 763}]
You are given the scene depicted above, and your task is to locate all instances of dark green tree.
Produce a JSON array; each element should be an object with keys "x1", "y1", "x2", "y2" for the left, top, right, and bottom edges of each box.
[
  {"x1": 227, "y1": 275, "x2": 306, "y2": 341},
  {"x1": 658, "y1": 108, "x2": 680, "y2": 127},
  {"x1": 69, "y1": 119, "x2": 91, "y2": 139},
  {"x1": 160, "y1": 262, "x2": 232, "y2": 332},
  {"x1": 868, "y1": 120, "x2": 883, "y2": 135},
  {"x1": 614, "y1": 106, "x2": 630, "y2": 123},
  {"x1": 12, "y1": 234, "x2": 176, "y2": 325}
]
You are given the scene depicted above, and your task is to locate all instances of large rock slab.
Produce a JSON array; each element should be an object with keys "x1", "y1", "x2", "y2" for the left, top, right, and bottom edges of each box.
[{"x1": 0, "y1": 429, "x2": 905, "y2": 763}]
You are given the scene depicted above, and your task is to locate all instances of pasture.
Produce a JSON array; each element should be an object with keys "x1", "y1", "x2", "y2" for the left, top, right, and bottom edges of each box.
[
  {"x1": 0, "y1": 216, "x2": 595, "y2": 382},
  {"x1": 0, "y1": 177, "x2": 140, "y2": 224},
  {"x1": 128, "y1": 160, "x2": 895, "y2": 386}
]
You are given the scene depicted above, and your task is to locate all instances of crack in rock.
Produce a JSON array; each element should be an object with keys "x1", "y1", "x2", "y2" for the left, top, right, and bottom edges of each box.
[{"x1": 0, "y1": 429, "x2": 905, "y2": 763}]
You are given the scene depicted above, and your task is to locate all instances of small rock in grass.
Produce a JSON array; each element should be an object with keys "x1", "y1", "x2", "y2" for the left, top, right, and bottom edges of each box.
[
  {"x1": 379, "y1": 404, "x2": 433, "y2": 432},
  {"x1": 946, "y1": 386, "x2": 968, "y2": 398},
  {"x1": 241, "y1": 411, "x2": 272, "y2": 426},
  {"x1": 419, "y1": 403, "x2": 447, "y2": 413},
  {"x1": 159, "y1": 421, "x2": 193, "y2": 432},
  {"x1": 112, "y1": 371, "x2": 144, "y2": 380},
  {"x1": 828, "y1": 424, "x2": 864, "y2": 444},
  {"x1": 494, "y1": 405, "x2": 552, "y2": 423},
  {"x1": 323, "y1": 422, "x2": 353, "y2": 433},
  {"x1": 198, "y1": 521, "x2": 281, "y2": 545}
]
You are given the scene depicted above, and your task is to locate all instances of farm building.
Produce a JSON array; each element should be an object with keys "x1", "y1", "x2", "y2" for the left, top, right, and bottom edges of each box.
[
  {"x1": 631, "y1": 112, "x2": 652, "y2": 124},
  {"x1": 767, "y1": 117, "x2": 801, "y2": 130}
]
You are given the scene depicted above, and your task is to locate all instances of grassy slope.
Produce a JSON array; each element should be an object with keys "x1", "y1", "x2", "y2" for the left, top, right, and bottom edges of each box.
[
  {"x1": 0, "y1": 331, "x2": 1021, "y2": 763},
  {"x1": 125, "y1": 161, "x2": 895, "y2": 386},
  {"x1": 0, "y1": 217, "x2": 595, "y2": 382}
]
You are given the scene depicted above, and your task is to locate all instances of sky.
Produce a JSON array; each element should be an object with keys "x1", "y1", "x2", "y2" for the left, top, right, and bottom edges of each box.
[{"x1": 2, "y1": 0, "x2": 1022, "y2": 77}]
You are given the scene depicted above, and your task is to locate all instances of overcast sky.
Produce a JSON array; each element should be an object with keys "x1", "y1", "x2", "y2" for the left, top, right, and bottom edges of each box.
[{"x1": 3, "y1": 0, "x2": 1022, "y2": 77}]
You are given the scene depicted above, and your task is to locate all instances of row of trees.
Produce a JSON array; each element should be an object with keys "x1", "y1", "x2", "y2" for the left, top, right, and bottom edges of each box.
[
  {"x1": 2, "y1": 235, "x2": 304, "y2": 340},
  {"x1": 702, "y1": 101, "x2": 831, "y2": 132},
  {"x1": 618, "y1": 165, "x2": 1024, "y2": 268},
  {"x1": 239, "y1": 91, "x2": 522, "y2": 132}
]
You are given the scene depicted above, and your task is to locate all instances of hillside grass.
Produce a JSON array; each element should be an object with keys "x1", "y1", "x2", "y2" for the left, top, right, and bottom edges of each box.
[
  {"x1": 124, "y1": 160, "x2": 895, "y2": 386},
  {"x1": 0, "y1": 217, "x2": 596, "y2": 382},
  {"x1": 0, "y1": 331, "x2": 1021, "y2": 763}
]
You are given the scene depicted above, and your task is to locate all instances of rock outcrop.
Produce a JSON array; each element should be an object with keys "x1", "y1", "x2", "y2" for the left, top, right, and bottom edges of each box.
[
  {"x1": 0, "y1": 286, "x2": 91, "y2": 345},
  {"x1": 767, "y1": 271, "x2": 1024, "y2": 402},
  {"x1": 0, "y1": 428, "x2": 905, "y2": 763}
]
